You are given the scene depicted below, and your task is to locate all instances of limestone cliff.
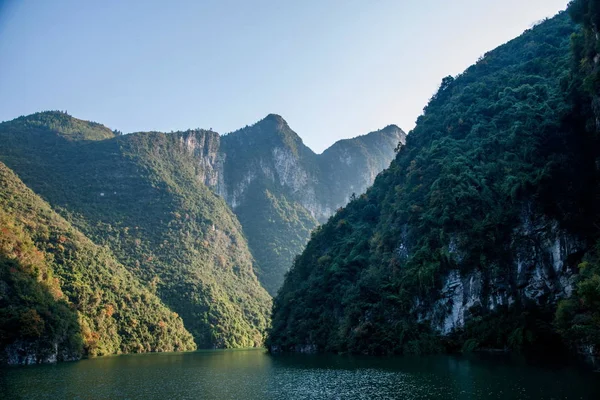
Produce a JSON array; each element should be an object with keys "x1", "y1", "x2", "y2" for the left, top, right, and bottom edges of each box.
[
  {"x1": 219, "y1": 114, "x2": 405, "y2": 294},
  {"x1": 417, "y1": 205, "x2": 584, "y2": 335}
]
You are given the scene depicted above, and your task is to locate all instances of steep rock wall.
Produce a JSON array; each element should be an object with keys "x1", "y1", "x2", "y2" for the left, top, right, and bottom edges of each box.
[{"x1": 416, "y1": 207, "x2": 584, "y2": 335}]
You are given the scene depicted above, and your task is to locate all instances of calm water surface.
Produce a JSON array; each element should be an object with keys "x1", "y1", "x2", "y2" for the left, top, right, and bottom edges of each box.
[{"x1": 1, "y1": 349, "x2": 599, "y2": 399}]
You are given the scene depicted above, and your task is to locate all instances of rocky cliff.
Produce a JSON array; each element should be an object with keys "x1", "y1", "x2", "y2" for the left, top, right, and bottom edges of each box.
[
  {"x1": 220, "y1": 114, "x2": 404, "y2": 222},
  {"x1": 418, "y1": 205, "x2": 584, "y2": 335},
  {"x1": 220, "y1": 114, "x2": 405, "y2": 294},
  {"x1": 319, "y1": 124, "x2": 406, "y2": 218}
]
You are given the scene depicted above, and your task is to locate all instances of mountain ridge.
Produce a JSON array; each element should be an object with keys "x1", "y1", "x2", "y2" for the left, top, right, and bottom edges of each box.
[{"x1": 3, "y1": 110, "x2": 401, "y2": 157}]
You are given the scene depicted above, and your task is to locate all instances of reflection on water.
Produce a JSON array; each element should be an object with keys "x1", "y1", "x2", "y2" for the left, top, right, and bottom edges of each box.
[{"x1": 1, "y1": 349, "x2": 599, "y2": 399}]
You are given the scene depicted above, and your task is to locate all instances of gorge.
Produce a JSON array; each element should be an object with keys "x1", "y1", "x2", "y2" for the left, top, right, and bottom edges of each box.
[{"x1": 1, "y1": 0, "x2": 599, "y2": 383}]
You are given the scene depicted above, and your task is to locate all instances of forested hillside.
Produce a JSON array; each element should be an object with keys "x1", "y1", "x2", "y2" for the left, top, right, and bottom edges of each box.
[
  {"x1": 553, "y1": 0, "x2": 600, "y2": 358},
  {"x1": 0, "y1": 162, "x2": 195, "y2": 364},
  {"x1": 0, "y1": 114, "x2": 272, "y2": 349},
  {"x1": 0, "y1": 105, "x2": 400, "y2": 353},
  {"x1": 269, "y1": 9, "x2": 600, "y2": 357}
]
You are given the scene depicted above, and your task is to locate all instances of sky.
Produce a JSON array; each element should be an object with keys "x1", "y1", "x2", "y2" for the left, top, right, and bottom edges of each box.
[{"x1": 0, "y1": 0, "x2": 570, "y2": 152}]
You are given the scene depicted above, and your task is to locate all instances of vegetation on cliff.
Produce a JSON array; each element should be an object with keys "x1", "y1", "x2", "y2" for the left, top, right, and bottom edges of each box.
[
  {"x1": 553, "y1": 0, "x2": 600, "y2": 357},
  {"x1": 0, "y1": 162, "x2": 196, "y2": 363}
]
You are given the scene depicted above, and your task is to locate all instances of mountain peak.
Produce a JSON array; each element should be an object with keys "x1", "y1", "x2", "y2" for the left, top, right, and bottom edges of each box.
[
  {"x1": 260, "y1": 113, "x2": 288, "y2": 126},
  {"x1": 378, "y1": 124, "x2": 406, "y2": 140},
  {"x1": 2, "y1": 111, "x2": 115, "y2": 141},
  {"x1": 382, "y1": 124, "x2": 401, "y2": 132},
  {"x1": 321, "y1": 124, "x2": 406, "y2": 156}
]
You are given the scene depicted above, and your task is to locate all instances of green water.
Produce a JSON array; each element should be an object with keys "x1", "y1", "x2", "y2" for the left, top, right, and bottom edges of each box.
[{"x1": 1, "y1": 350, "x2": 598, "y2": 399}]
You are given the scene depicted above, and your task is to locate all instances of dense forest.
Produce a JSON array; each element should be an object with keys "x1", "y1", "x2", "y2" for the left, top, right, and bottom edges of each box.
[
  {"x1": 0, "y1": 162, "x2": 195, "y2": 363},
  {"x1": 269, "y1": 3, "x2": 600, "y2": 359}
]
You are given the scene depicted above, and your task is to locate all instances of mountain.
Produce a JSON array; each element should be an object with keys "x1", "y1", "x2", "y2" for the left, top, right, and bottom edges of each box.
[
  {"x1": 319, "y1": 124, "x2": 406, "y2": 214},
  {"x1": 221, "y1": 115, "x2": 405, "y2": 294},
  {"x1": 0, "y1": 161, "x2": 195, "y2": 364},
  {"x1": 221, "y1": 114, "x2": 405, "y2": 221},
  {"x1": 0, "y1": 112, "x2": 272, "y2": 350},
  {"x1": 268, "y1": 11, "x2": 600, "y2": 357},
  {"x1": 0, "y1": 109, "x2": 400, "y2": 351}
]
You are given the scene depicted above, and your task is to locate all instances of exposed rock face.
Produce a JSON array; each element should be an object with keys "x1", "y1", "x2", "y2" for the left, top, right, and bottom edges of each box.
[
  {"x1": 163, "y1": 115, "x2": 405, "y2": 225},
  {"x1": 3, "y1": 341, "x2": 80, "y2": 365},
  {"x1": 217, "y1": 115, "x2": 405, "y2": 294},
  {"x1": 177, "y1": 130, "x2": 224, "y2": 190},
  {"x1": 219, "y1": 115, "x2": 405, "y2": 221},
  {"x1": 164, "y1": 115, "x2": 404, "y2": 295},
  {"x1": 319, "y1": 124, "x2": 406, "y2": 218},
  {"x1": 416, "y1": 206, "x2": 584, "y2": 335}
]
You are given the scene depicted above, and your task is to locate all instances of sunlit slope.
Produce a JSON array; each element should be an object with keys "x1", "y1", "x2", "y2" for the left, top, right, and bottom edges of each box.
[{"x1": 0, "y1": 161, "x2": 195, "y2": 363}]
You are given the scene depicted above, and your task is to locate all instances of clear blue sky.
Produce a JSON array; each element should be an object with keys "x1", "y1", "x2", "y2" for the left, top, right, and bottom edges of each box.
[{"x1": 0, "y1": 0, "x2": 570, "y2": 152}]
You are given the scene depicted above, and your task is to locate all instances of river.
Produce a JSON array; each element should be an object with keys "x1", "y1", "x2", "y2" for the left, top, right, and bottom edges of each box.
[{"x1": 1, "y1": 349, "x2": 599, "y2": 399}]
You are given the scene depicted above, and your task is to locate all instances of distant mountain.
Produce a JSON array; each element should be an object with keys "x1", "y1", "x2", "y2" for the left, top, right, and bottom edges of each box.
[
  {"x1": 268, "y1": 11, "x2": 600, "y2": 357},
  {"x1": 0, "y1": 161, "x2": 195, "y2": 364},
  {"x1": 222, "y1": 114, "x2": 404, "y2": 221},
  {"x1": 319, "y1": 124, "x2": 405, "y2": 218},
  {"x1": 221, "y1": 115, "x2": 405, "y2": 294},
  {"x1": 2, "y1": 111, "x2": 115, "y2": 141}
]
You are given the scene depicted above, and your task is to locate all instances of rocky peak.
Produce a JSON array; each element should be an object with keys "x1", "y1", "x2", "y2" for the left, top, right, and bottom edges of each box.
[
  {"x1": 380, "y1": 124, "x2": 406, "y2": 140},
  {"x1": 262, "y1": 113, "x2": 288, "y2": 126},
  {"x1": 227, "y1": 114, "x2": 307, "y2": 154},
  {"x1": 381, "y1": 123, "x2": 402, "y2": 133}
]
